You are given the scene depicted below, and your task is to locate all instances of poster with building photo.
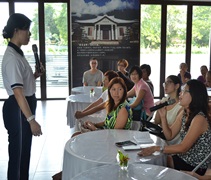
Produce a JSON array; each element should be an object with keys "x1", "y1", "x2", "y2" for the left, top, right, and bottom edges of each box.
[{"x1": 71, "y1": 0, "x2": 140, "y2": 87}]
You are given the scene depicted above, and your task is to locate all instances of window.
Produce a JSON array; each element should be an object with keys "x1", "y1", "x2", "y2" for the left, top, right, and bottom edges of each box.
[
  {"x1": 190, "y1": 6, "x2": 211, "y2": 79},
  {"x1": 15, "y1": 2, "x2": 41, "y2": 97},
  {"x1": 119, "y1": 27, "x2": 124, "y2": 36},
  {"x1": 140, "y1": 5, "x2": 161, "y2": 97},
  {"x1": 88, "y1": 27, "x2": 92, "y2": 36},
  {"x1": 0, "y1": 2, "x2": 69, "y2": 100},
  {"x1": 44, "y1": 3, "x2": 68, "y2": 98},
  {"x1": 165, "y1": 5, "x2": 187, "y2": 78},
  {"x1": 0, "y1": 3, "x2": 9, "y2": 99},
  {"x1": 140, "y1": 1, "x2": 211, "y2": 98}
]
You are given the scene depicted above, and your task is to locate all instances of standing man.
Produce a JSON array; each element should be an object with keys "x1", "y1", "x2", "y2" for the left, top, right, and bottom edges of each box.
[{"x1": 83, "y1": 57, "x2": 103, "y2": 86}]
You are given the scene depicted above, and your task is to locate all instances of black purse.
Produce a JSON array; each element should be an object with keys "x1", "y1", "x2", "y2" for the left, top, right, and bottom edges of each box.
[{"x1": 140, "y1": 120, "x2": 166, "y2": 140}]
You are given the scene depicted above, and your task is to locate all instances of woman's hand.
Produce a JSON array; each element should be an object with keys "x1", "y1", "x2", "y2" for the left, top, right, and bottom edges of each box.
[
  {"x1": 83, "y1": 121, "x2": 97, "y2": 131},
  {"x1": 34, "y1": 62, "x2": 45, "y2": 79},
  {"x1": 182, "y1": 171, "x2": 202, "y2": 179},
  {"x1": 29, "y1": 119, "x2": 42, "y2": 136},
  {"x1": 137, "y1": 146, "x2": 158, "y2": 156},
  {"x1": 158, "y1": 106, "x2": 167, "y2": 120}
]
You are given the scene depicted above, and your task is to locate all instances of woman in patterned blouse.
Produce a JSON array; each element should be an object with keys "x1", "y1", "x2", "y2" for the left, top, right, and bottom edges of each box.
[
  {"x1": 82, "y1": 77, "x2": 132, "y2": 131},
  {"x1": 137, "y1": 79, "x2": 211, "y2": 176},
  {"x1": 71, "y1": 77, "x2": 132, "y2": 138}
]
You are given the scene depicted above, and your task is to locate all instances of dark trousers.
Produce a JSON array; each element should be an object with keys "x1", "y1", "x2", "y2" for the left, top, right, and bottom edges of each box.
[
  {"x1": 172, "y1": 155, "x2": 207, "y2": 176},
  {"x1": 132, "y1": 109, "x2": 149, "y2": 121},
  {"x1": 3, "y1": 94, "x2": 37, "y2": 180}
]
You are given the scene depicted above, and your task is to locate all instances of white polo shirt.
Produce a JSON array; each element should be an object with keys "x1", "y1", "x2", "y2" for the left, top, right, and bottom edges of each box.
[
  {"x1": 2, "y1": 43, "x2": 36, "y2": 96},
  {"x1": 95, "y1": 89, "x2": 108, "y2": 118},
  {"x1": 100, "y1": 89, "x2": 108, "y2": 102}
]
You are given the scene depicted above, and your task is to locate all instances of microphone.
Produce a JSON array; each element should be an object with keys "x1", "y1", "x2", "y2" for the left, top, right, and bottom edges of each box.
[
  {"x1": 32, "y1": 44, "x2": 41, "y2": 73},
  {"x1": 150, "y1": 99, "x2": 176, "y2": 112}
]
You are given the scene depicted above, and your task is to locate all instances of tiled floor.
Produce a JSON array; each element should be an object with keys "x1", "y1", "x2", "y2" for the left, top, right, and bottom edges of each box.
[{"x1": 0, "y1": 100, "x2": 74, "y2": 180}]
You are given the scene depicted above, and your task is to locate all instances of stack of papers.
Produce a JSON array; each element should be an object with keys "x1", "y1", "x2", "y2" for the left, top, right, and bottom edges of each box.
[
  {"x1": 122, "y1": 145, "x2": 142, "y2": 151},
  {"x1": 122, "y1": 132, "x2": 154, "y2": 151},
  {"x1": 133, "y1": 132, "x2": 154, "y2": 144},
  {"x1": 122, "y1": 144, "x2": 155, "y2": 151}
]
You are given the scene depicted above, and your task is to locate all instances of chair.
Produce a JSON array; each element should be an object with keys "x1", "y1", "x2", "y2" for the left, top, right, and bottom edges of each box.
[
  {"x1": 131, "y1": 121, "x2": 141, "y2": 131},
  {"x1": 192, "y1": 151, "x2": 211, "y2": 172},
  {"x1": 131, "y1": 111, "x2": 155, "y2": 131},
  {"x1": 206, "y1": 163, "x2": 211, "y2": 176}
]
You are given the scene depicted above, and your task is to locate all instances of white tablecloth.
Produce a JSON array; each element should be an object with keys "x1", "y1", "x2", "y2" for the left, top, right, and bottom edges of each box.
[
  {"x1": 66, "y1": 94, "x2": 105, "y2": 128},
  {"x1": 76, "y1": 111, "x2": 106, "y2": 131},
  {"x1": 71, "y1": 163, "x2": 197, "y2": 180},
  {"x1": 207, "y1": 88, "x2": 211, "y2": 97},
  {"x1": 62, "y1": 129, "x2": 167, "y2": 180},
  {"x1": 71, "y1": 86, "x2": 102, "y2": 97},
  {"x1": 66, "y1": 94, "x2": 96, "y2": 127}
]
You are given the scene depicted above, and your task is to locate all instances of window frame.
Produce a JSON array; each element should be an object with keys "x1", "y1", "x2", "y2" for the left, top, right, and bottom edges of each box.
[{"x1": 0, "y1": 0, "x2": 71, "y2": 100}]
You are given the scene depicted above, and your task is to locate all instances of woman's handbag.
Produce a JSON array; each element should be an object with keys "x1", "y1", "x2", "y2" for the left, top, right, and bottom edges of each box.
[{"x1": 140, "y1": 120, "x2": 166, "y2": 140}]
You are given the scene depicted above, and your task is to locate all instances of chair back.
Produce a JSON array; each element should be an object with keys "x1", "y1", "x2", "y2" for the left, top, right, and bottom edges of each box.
[{"x1": 131, "y1": 121, "x2": 141, "y2": 131}]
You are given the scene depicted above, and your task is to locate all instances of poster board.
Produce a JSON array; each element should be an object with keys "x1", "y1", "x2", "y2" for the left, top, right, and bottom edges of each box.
[{"x1": 71, "y1": 0, "x2": 140, "y2": 87}]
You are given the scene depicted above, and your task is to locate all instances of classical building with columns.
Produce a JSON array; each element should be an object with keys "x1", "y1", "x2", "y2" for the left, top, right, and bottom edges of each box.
[{"x1": 75, "y1": 15, "x2": 138, "y2": 42}]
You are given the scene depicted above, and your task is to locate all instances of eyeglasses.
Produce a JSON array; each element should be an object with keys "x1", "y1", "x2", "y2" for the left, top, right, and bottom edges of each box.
[
  {"x1": 163, "y1": 81, "x2": 173, "y2": 87},
  {"x1": 118, "y1": 64, "x2": 125, "y2": 67},
  {"x1": 181, "y1": 89, "x2": 190, "y2": 94}
]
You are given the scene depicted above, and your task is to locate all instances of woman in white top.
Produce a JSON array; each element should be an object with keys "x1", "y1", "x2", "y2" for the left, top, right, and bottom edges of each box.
[
  {"x1": 2, "y1": 13, "x2": 43, "y2": 180},
  {"x1": 154, "y1": 75, "x2": 182, "y2": 145}
]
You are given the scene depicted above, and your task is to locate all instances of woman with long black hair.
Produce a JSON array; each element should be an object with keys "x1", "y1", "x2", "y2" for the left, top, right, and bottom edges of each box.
[{"x1": 138, "y1": 80, "x2": 211, "y2": 176}]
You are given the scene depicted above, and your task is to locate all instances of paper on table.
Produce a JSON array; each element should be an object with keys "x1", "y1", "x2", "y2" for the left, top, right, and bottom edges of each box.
[
  {"x1": 122, "y1": 144, "x2": 155, "y2": 151},
  {"x1": 133, "y1": 131, "x2": 154, "y2": 144},
  {"x1": 122, "y1": 145, "x2": 142, "y2": 151}
]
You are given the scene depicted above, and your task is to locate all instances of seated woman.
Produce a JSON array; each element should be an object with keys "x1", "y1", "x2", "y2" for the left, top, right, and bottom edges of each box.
[
  {"x1": 117, "y1": 59, "x2": 129, "y2": 77},
  {"x1": 197, "y1": 65, "x2": 208, "y2": 84},
  {"x1": 177, "y1": 62, "x2": 191, "y2": 85},
  {"x1": 75, "y1": 70, "x2": 118, "y2": 120},
  {"x1": 116, "y1": 58, "x2": 134, "y2": 91},
  {"x1": 154, "y1": 75, "x2": 182, "y2": 145},
  {"x1": 138, "y1": 80, "x2": 211, "y2": 176},
  {"x1": 127, "y1": 65, "x2": 154, "y2": 121},
  {"x1": 73, "y1": 77, "x2": 133, "y2": 136},
  {"x1": 140, "y1": 64, "x2": 154, "y2": 95}
]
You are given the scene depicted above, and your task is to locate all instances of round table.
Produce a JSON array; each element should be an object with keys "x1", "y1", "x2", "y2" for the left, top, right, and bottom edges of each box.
[
  {"x1": 66, "y1": 94, "x2": 105, "y2": 129},
  {"x1": 62, "y1": 129, "x2": 167, "y2": 180},
  {"x1": 71, "y1": 86, "x2": 103, "y2": 97},
  {"x1": 71, "y1": 163, "x2": 197, "y2": 180},
  {"x1": 66, "y1": 94, "x2": 98, "y2": 128}
]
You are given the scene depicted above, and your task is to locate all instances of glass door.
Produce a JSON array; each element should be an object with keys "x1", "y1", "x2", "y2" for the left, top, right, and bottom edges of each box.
[{"x1": 0, "y1": 3, "x2": 9, "y2": 99}]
